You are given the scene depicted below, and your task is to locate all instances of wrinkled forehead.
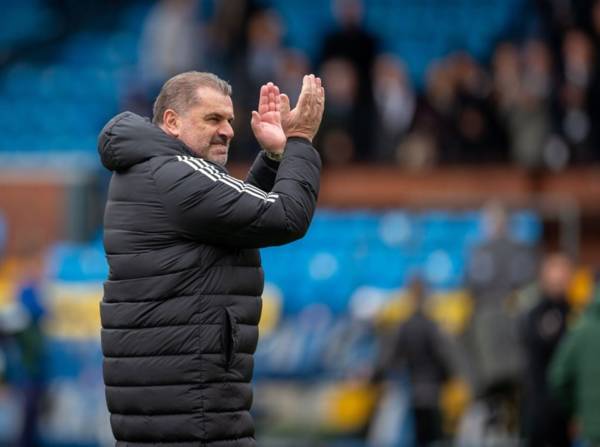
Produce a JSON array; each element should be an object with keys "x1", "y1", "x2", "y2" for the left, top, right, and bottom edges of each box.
[
  {"x1": 193, "y1": 86, "x2": 233, "y2": 111},
  {"x1": 179, "y1": 86, "x2": 234, "y2": 122}
]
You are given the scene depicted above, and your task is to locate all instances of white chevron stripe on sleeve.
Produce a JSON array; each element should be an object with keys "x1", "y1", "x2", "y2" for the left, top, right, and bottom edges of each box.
[{"x1": 176, "y1": 156, "x2": 277, "y2": 203}]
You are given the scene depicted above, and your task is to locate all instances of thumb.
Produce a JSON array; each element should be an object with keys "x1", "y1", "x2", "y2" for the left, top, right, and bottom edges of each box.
[
  {"x1": 280, "y1": 93, "x2": 291, "y2": 115},
  {"x1": 250, "y1": 110, "x2": 260, "y2": 131}
]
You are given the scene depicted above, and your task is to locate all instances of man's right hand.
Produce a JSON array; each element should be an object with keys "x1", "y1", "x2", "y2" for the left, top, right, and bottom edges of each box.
[{"x1": 280, "y1": 74, "x2": 325, "y2": 143}]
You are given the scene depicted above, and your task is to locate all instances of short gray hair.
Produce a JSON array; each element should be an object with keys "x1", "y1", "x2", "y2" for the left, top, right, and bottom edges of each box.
[{"x1": 152, "y1": 71, "x2": 232, "y2": 125}]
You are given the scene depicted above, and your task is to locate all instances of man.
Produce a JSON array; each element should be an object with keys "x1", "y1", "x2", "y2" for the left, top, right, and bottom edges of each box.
[
  {"x1": 519, "y1": 253, "x2": 572, "y2": 447},
  {"x1": 465, "y1": 201, "x2": 536, "y2": 396},
  {"x1": 372, "y1": 277, "x2": 452, "y2": 446},
  {"x1": 98, "y1": 71, "x2": 324, "y2": 446},
  {"x1": 549, "y1": 284, "x2": 600, "y2": 447}
]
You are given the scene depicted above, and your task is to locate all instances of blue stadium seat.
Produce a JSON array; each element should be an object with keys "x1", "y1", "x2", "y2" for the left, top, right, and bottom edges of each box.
[{"x1": 46, "y1": 243, "x2": 108, "y2": 282}]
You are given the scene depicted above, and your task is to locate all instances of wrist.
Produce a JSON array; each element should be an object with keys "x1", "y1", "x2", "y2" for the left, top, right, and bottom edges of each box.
[
  {"x1": 286, "y1": 132, "x2": 313, "y2": 142},
  {"x1": 265, "y1": 151, "x2": 284, "y2": 162}
]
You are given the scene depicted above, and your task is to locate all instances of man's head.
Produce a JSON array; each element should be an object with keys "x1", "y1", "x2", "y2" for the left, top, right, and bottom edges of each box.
[
  {"x1": 407, "y1": 275, "x2": 427, "y2": 311},
  {"x1": 540, "y1": 252, "x2": 573, "y2": 300},
  {"x1": 482, "y1": 200, "x2": 508, "y2": 240},
  {"x1": 153, "y1": 71, "x2": 234, "y2": 166}
]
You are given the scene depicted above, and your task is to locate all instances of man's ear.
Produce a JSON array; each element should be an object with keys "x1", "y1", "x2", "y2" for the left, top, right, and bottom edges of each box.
[{"x1": 162, "y1": 109, "x2": 181, "y2": 137}]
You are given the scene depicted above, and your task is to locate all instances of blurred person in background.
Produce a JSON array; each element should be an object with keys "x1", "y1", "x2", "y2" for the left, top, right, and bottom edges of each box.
[
  {"x1": 316, "y1": 57, "x2": 361, "y2": 164},
  {"x1": 240, "y1": 9, "x2": 285, "y2": 90},
  {"x1": 557, "y1": 29, "x2": 598, "y2": 163},
  {"x1": 371, "y1": 54, "x2": 417, "y2": 163},
  {"x1": 449, "y1": 52, "x2": 508, "y2": 164},
  {"x1": 412, "y1": 60, "x2": 460, "y2": 165},
  {"x1": 134, "y1": 0, "x2": 206, "y2": 112},
  {"x1": 588, "y1": 0, "x2": 600, "y2": 48},
  {"x1": 532, "y1": 0, "x2": 579, "y2": 53},
  {"x1": 467, "y1": 201, "x2": 538, "y2": 312},
  {"x1": 318, "y1": 0, "x2": 378, "y2": 160},
  {"x1": 274, "y1": 49, "x2": 311, "y2": 108},
  {"x1": 519, "y1": 252, "x2": 573, "y2": 447},
  {"x1": 585, "y1": 0, "x2": 600, "y2": 160},
  {"x1": 462, "y1": 201, "x2": 537, "y2": 434},
  {"x1": 230, "y1": 8, "x2": 287, "y2": 161},
  {"x1": 0, "y1": 245, "x2": 47, "y2": 447},
  {"x1": 98, "y1": 72, "x2": 324, "y2": 447},
  {"x1": 372, "y1": 277, "x2": 453, "y2": 447},
  {"x1": 492, "y1": 40, "x2": 556, "y2": 169},
  {"x1": 549, "y1": 276, "x2": 600, "y2": 447},
  {"x1": 320, "y1": 0, "x2": 378, "y2": 107},
  {"x1": 206, "y1": 0, "x2": 260, "y2": 77}
]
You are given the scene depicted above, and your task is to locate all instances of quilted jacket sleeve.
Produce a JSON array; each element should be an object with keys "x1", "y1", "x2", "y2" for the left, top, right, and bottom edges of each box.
[
  {"x1": 152, "y1": 137, "x2": 321, "y2": 249},
  {"x1": 244, "y1": 150, "x2": 280, "y2": 192}
]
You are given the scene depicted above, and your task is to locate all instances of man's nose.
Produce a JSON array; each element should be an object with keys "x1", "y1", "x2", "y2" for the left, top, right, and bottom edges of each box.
[{"x1": 219, "y1": 121, "x2": 234, "y2": 140}]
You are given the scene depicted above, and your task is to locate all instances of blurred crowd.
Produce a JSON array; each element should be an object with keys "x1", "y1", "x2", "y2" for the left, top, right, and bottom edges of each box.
[
  {"x1": 368, "y1": 202, "x2": 600, "y2": 446},
  {"x1": 124, "y1": 0, "x2": 600, "y2": 169}
]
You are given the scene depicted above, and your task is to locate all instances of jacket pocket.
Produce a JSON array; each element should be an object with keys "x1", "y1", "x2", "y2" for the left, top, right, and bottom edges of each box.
[{"x1": 222, "y1": 307, "x2": 239, "y2": 370}]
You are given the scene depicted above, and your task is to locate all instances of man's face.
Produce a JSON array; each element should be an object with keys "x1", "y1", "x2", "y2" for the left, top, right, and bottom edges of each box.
[{"x1": 176, "y1": 86, "x2": 235, "y2": 166}]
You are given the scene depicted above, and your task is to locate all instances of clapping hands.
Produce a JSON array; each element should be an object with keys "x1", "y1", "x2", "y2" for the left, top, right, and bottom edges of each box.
[
  {"x1": 281, "y1": 74, "x2": 325, "y2": 143},
  {"x1": 251, "y1": 74, "x2": 325, "y2": 155}
]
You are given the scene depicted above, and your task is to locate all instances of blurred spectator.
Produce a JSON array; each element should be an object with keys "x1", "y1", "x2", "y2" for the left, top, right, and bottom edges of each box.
[
  {"x1": 316, "y1": 57, "x2": 360, "y2": 164},
  {"x1": 589, "y1": 0, "x2": 600, "y2": 47},
  {"x1": 319, "y1": 0, "x2": 378, "y2": 106},
  {"x1": 126, "y1": 0, "x2": 205, "y2": 117},
  {"x1": 371, "y1": 54, "x2": 417, "y2": 163},
  {"x1": 373, "y1": 277, "x2": 453, "y2": 447},
  {"x1": 0, "y1": 248, "x2": 47, "y2": 447},
  {"x1": 395, "y1": 131, "x2": 438, "y2": 171},
  {"x1": 139, "y1": 0, "x2": 205, "y2": 85},
  {"x1": 467, "y1": 201, "x2": 538, "y2": 309},
  {"x1": 412, "y1": 60, "x2": 459, "y2": 164},
  {"x1": 275, "y1": 49, "x2": 311, "y2": 107},
  {"x1": 207, "y1": 0, "x2": 260, "y2": 76},
  {"x1": 549, "y1": 278, "x2": 600, "y2": 447},
  {"x1": 463, "y1": 201, "x2": 537, "y2": 431},
  {"x1": 519, "y1": 252, "x2": 573, "y2": 447},
  {"x1": 318, "y1": 0, "x2": 378, "y2": 160},
  {"x1": 532, "y1": 0, "x2": 578, "y2": 52},
  {"x1": 229, "y1": 8, "x2": 287, "y2": 161},
  {"x1": 241, "y1": 9, "x2": 285, "y2": 89},
  {"x1": 557, "y1": 29, "x2": 598, "y2": 163},
  {"x1": 450, "y1": 52, "x2": 508, "y2": 164},
  {"x1": 493, "y1": 40, "x2": 557, "y2": 169}
]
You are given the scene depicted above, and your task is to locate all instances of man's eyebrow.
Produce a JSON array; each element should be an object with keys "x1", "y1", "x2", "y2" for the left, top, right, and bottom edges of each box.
[{"x1": 205, "y1": 112, "x2": 234, "y2": 121}]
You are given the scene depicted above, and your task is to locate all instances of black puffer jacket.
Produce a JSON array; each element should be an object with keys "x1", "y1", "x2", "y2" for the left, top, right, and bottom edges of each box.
[{"x1": 98, "y1": 112, "x2": 321, "y2": 447}]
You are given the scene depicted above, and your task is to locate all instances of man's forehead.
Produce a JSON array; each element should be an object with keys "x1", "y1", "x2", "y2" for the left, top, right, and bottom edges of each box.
[
  {"x1": 194, "y1": 87, "x2": 233, "y2": 113},
  {"x1": 195, "y1": 86, "x2": 232, "y2": 102}
]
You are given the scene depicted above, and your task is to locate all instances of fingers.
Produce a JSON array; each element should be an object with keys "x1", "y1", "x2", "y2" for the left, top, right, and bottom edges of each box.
[
  {"x1": 296, "y1": 75, "x2": 310, "y2": 110},
  {"x1": 258, "y1": 84, "x2": 269, "y2": 115},
  {"x1": 297, "y1": 74, "x2": 323, "y2": 109},
  {"x1": 297, "y1": 74, "x2": 323, "y2": 118},
  {"x1": 268, "y1": 83, "x2": 280, "y2": 113},
  {"x1": 285, "y1": 74, "x2": 325, "y2": 141},
  {"x1": 258, "y1": 82, "x2": 281, "y2": 116},
  {"x1": 315, "y1": 76, "x2": 325, "y2": 104},
  {"x1": 280, "y1": 93, "x2": 290, "y2": 115},
  {"x1": 250, "y1": 110, "x2": 261, "y2": 130}
]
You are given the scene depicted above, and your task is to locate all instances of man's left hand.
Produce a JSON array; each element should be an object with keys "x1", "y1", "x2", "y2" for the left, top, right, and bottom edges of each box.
[{"x1": 251, "y1": 82, "x2": 286, "y2": 155}]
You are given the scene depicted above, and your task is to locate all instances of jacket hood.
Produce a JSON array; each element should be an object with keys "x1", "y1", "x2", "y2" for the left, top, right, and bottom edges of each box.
[{"x1": 98, "y1": 112, "x2": 193, "y2": 171}]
